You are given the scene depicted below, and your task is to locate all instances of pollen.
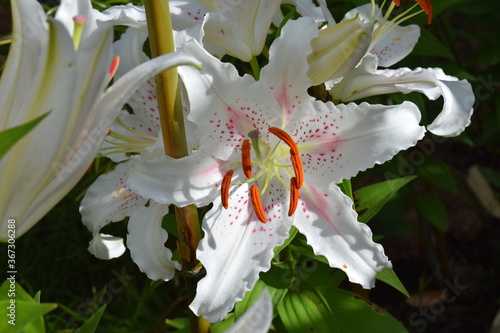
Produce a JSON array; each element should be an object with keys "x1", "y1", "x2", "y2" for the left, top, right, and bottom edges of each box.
[
  {"x1": 250, "y1": 185, "x2": 267, "y2": 223},
  {"x1": 221, "y1": 169, "x2": 234, "y2": 209},
  {"x1": 241, "y1": 140, "x2": 252, "y2": 178}
]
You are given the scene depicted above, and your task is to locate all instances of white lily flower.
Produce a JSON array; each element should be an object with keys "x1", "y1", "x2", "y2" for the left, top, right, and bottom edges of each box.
[
  {"x1": 128, "y1": 17, "x2": 425, "y2": 321},
  {"x1": 0, "y1": 0, "x2": 199, "y2": 241},
  {"x1": 307, "y1": 0, "x2": 428, "y2": 85},
  {"x1": 329, "y1": 54, "x2": 475, "y2": 137},
  {"x1": 80, "y1": 28, "x2": 188, "y2": 281}
]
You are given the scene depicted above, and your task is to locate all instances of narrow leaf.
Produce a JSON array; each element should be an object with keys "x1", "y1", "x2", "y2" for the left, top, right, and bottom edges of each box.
[
  {"x1": 376, "y1": 269, "x2": 410, "y2": 298},
  {"x1": 354, "y1": 176, "x2": 417, "y2": 223},
  {"x1": 0, "y1": 112, "x2": 50, "y2": 159},
  {"x1": 75, "y1": 304, "x2": 107, "y2": 333}
]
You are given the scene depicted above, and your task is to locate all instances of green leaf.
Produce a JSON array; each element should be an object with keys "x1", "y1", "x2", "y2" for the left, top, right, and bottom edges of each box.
[
  {"x1": 0, "y1": 112, "x2": 50, "y2": 159},
  {"x1": 354, "y1": 176, "x2": 417, "y2": 223},
  {"x1": 0, "y1": 300, "x2": 57, "y2": 333},
  {"x1": 321, "y1": 288, "x2": 408, "y2": 333},
  {"x1": 273, "y1": 226, "x2": 298, "y2": 257},
  {"x1": 0, "y1": 281, "x2": 56, "y2": 333},
  {"x1": 288, "y1": 233, "x2": 329, "y2": 265},
  {"x1": 415, "y1": 193, "x2": 449, "y2": 231},
  {"x1": 210, "y1": 314, "x2": 235, "y2": 333},
  {"x1": 166, "y1": 317, "x2": 190, "y2": 333},
  {"x1": 376, "y1": 269, "x2": 410, "y2": 298},
  {"x1": 338, "y1": 179, "x2": 353, "y2": 201},
  {"x1": 416, "y1": 156, "x2": 458, "y2": 193},
  {"x1": 412, "y1": 29, "x2": 454, "y2": 60},
  {"x1": 75, "y1": 304, "x2": 107, "y2": 333},
  {"x1": 277, "y1": 288, "x2": 339, "y2": 333}
]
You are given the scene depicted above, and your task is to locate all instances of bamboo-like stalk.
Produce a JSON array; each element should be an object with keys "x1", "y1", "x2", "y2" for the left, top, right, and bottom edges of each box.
[{"x1": 143, "y1": 1, "x2": 209, "y2": 332}]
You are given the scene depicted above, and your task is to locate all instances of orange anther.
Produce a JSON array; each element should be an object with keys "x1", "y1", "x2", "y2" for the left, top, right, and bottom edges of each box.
[
  {"x1": 241, "y1": 140, "x2": 252, "y2": 178},
  {"x1": 416, "y1": 0, "x2": 432, "y2": 24},
  {"x1": 288, "y1": 177, "x2": 300, "y2": 217},
  {"x1": 221, "y1": 169, "x2": 234, "y2": 209},
  {"x1": 250, "y1": 185, "x2": 267, "y2": 223},
  {"x1": 268, "y1": 127, "x2": 299, "y2": 155},
  {"x1": 392, "y1": 0, "x2": 400, "y2": 6},
  {"x1": 290, "y1": 151, "x2": 304, "y2": 189}
]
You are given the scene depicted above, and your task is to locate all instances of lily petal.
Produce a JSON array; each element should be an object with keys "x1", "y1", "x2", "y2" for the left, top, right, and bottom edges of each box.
[
  {"x1": 202, "y1": 0, "x2": 281, "y2": 61},
  {"x1": 225, "y1": 288, "x2": 272, "y2": 333},
  {"x1": 293, "y1": 183, "x2": 391, "y2": 288},
  {"x1": 330, "y1": 55, "x2": 474, "y2": 137},
  {"x1": 295, "y1": 100, "x2": 425, "y2": 185},
  {"x1": 89, "y1": 233, "x2": 126, "y2": 260},
  {"x1": 80, "y1": 161, "x2": 147, "y2": 234},
  {"x1": 127, "y1": 203, "x2": 181, "y2": 281},
  {"x1": 191, "y1": 180, "x2": 293, "y2": 322},
  {"x1": 129, "y1": 148, "x2": 229, "y2": 207}
]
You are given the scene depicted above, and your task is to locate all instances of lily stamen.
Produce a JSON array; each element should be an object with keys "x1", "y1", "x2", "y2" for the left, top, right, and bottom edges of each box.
[
  {"x1": 221, "y1": 169, "x2": 234, "y2": 209},
  {"x1": 288, "y1": 177, "x2": 300, "y2": 217},
  {"x1": 268, "y1": 127, "x2": 299, "y2": 155},
  {"x1": 241, "y1": 140, "x2": 252, "y2": 178},
  {"x1": 250, "y1": 184, "x2": 267, "y2": 223},
  {"x1": 290, "y1": 151, "x2": 304, "y2": 189}
]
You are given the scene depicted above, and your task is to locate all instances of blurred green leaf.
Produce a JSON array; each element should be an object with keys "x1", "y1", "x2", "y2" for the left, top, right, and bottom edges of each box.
[
  {"x1": 416, "y1": 156, "x2": 458, "y2": 193},
  {"x1": 320, "y1": 287, "x2": 408, "y2": 333},
  {"x1": 376, "y1": 269, "x2": 410, "y2": 298},
  {"x1": 0, "y1": 112, "x2": 50, "y2": 159},
  {"x1": 278, "y1": 288, "x2": 339, "y2": 333},
  {"x1": 75, "y1": 304, "x2": 106, "y2": 333},
  {"x1": 354, "y1": 176, "x2": 417, "y2": 223},
  {"x1": 412, "y1": 29, "x2": 454, "y2": 60},
  {"x1": 166, "y1": 317, "x2": 190, "y2": 333},
  {"x1": 289, "y1": 233, "x2": 329, "y2": 265},
  {"x1": 415, "y1": 193, "x2": 449, "y2": 231},
  {"x1": 0, "y1": 281, "x2": 57, "y2": 333}
]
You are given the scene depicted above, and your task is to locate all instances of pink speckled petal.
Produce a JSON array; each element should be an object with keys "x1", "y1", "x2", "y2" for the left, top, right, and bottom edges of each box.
[
  {"x1": 170, "y1": 0, "x2": 208, "y2": 30},
  {"x1": 127, "y1": 202, "x2": 181, "y2": 281},
  {"x1": 191, "y1": 179, "x2": 293, "y2": 322},
  {"x1": 129, "y1": 150, "x2": 232, "y2": 207},
  {"x1": 113, "y1": 29, "x2": 162, "y2": 134},
  {"x1": 80, "y1": 161, "x2": 147, "y2": 235},
  {"x1": 178, "y1": 39, "x2": 280, "y2": 160},
  {"x1": 293, "y1": 183, "x2": 392, "y2": 288},
  {"x1": 292, "y1": 101, "x2": 425, "y2": 186},
  {"x1": 261, "y1": 17, "x2": 318, "y2": 125},
  {"x1": 370, "y1": 24, "x2": 420, "y2": 67}
]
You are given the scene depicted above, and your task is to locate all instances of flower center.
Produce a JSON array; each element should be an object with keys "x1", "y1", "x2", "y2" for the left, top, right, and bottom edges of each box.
[{"x1": 221, "y1": 127, "x2": 304, "y2": 223}]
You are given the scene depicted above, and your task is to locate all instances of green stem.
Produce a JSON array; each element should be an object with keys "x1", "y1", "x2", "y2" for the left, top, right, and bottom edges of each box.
[
  {"x1": 250, "y1": 56, "x2": 261, "y2": 80},
  {"x1": 143, "y1": 1, "x2": 208, "y2": 332}
]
